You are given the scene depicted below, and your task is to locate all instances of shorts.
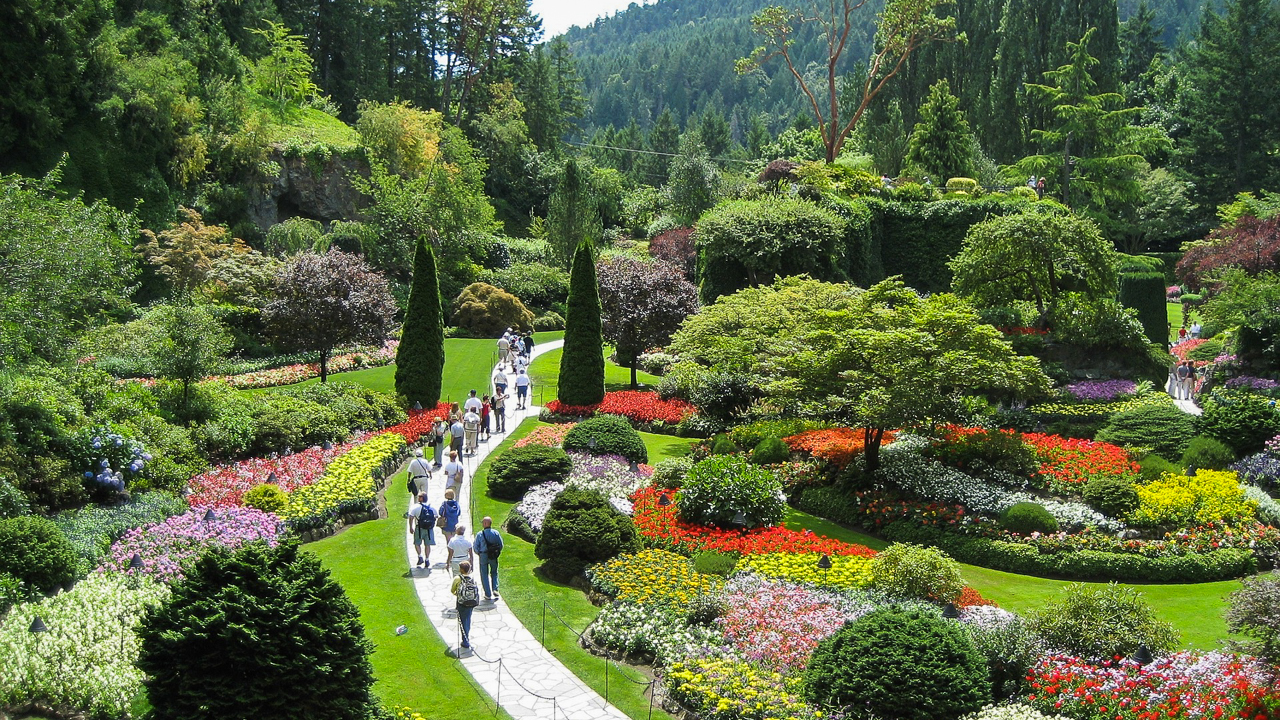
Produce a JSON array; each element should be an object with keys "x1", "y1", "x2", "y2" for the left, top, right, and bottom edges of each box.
[
  {"x1": 414, "y1": 526, "x2": 435, "y2": 545},
  {"x1": 516, "y1": 386, "x2": 528, "y2": 397},
  {"x1": 494, "y1": 383, "x2": 507, "y2": 393}
]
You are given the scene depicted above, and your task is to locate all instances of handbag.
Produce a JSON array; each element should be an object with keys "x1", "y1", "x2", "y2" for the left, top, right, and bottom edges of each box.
[{"x1": 436, "y1": 514, "x2": 448, "y2": 529}]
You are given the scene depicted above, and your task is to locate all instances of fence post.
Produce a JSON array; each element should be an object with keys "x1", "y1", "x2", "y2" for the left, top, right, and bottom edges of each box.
[
  {"x1": 604, "y1": 656, "x2": 609, "y2": 702},
  {"x1": 553, "y1": 697, "x2": 557, "y2": 720},
  {"x1": 496, "y1": 658, "x2": 502, "y2": 711},
  {"x1": 541, "y1": 602, "x2": 546, "y2": 648},
  {"x1": 648, "y1": 680, "x2": 655, "y2": 720}
]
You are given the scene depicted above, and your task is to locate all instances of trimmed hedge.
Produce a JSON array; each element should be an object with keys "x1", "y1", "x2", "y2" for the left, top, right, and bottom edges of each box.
[
  {"x1": 488, "y1": 446, "x2": 572, "y2": 500},
  {"x1": 562, "y1": 415, "x2": 648, "y2": 463},
  {"x1": 1094, "y1": 403, "x2": 1197, "y2": 459},
  {"x1": 1119, "y1": 271, "x2": 1169, "y2": 345},
  {"x1": 534, "y1": 488, "x2": 641, "y2": 581},
  {"x1": 0, "y1": 516, "x2": 78, "y2": 592},
  {"x1": 792, "y1": 488, "x2": 1257, "y2": 582}
]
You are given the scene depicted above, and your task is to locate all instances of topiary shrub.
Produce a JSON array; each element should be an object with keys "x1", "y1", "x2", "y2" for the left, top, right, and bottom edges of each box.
[
  {"x1": 1082, "y1": 475, "x2": 1141, "y2": 518},
  {"x1": 1028, "y1": 583, "x2": 1179, "y2": 662},
  {"x1": 803, "y1": 607, "x2": 990, "y2": 720},
  {"x1": 677, "y1": 455, "x2": 785, "y2": 529},
  {"x1": 0, "y1": 516, "x2": 78, "y2": 593},
  {"x1": 1180, "y1": 435, "x2": 1235, "y2": 472},
  {"x1": 563, "y1": 415, "x2": 647, "y2": 464},
  {"x1": 1187, "y1": 337, "x2": 1225, "y2": 362},
  {"x1": 709, "y1": 434, "x2": 739, "y2": 455},
  {"x1": 691, "y1": 550, "x2": 738, "y2": 577},
  {"x1": 242, "y1": 483, "x2": 287, "y2": 514},
  {"x1": 534, "y1": 488, "x2": 641, "y2": 581},
  {"x1": 999, "y1": 502, "x2": 1059, "y2": 535},
  {"x1": 1197, "y1": 391, "x2": 1280, "y2": 456},
  {"x1": 946, "y1": 178, "x2": 979, "y2": 194},
  {"x1": 869, "y1": 543, "x2": 965, "y2": 602},
  {"x1": 488, "y1": 446, "x2": 572, "y2": 500},
  {"x1": 138, "y1": 540, "x2": 378, "y2": 720},
  {"x1": 750, "y1": 436, "x2": 791, "y2": 464},
  {"x1": 1094, "y1": 403, "x2": 1197, "y2": 458},
  {"x1": 1137, "y1": 453, "x2": 1180, "y2": 483},
  {"x1": 650, "y1": 457, "x2": 692, "y2": 489},
  {"x1": 451, "y1": 282, "x2": 534, "y2": 337}
]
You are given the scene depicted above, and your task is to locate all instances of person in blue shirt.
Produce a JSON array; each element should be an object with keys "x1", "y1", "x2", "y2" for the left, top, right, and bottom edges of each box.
[{"x1": 439, "y1": 488, "x2": 462, "y2": 534}]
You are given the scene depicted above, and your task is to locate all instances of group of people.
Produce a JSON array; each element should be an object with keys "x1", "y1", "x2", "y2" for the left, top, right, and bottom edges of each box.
[
  {"x1": 497, "y1": 328, "x2": 535, "y2": 373},
  {"x1": 1172, "y1": 361, "x2": 1200, "y2": 400},
  {"x1": 1026, "y1": 175, "x2": 1047, "y2": 198},
  {"x1": 1177, "y1": 321, "x2": 1203, "y2": 342}
]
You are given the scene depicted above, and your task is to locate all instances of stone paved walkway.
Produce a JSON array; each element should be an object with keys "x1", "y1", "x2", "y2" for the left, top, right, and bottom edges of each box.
[
  {"x1": 402, "y1": 339, "x2": 634, "y2": 720},
  {"x1": 1164, "y1": 373, "x2": 1204, "y2": 416}
]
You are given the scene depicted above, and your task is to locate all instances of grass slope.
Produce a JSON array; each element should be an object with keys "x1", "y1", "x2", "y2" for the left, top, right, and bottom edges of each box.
[
  {"x1": 471, "y1": 420, "x2": 691, "y2": 720},
  {"x1": 527, "y1": 347, "x2": 661, "y2": 406},
  {"x1": 307, "y1": 471, "x2": 508, "y2": 719}
]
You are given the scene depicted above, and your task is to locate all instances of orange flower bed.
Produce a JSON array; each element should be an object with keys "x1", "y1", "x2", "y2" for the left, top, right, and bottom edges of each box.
[{"x1": 783, "y1": 428, "x2": 897, "y2": 468}]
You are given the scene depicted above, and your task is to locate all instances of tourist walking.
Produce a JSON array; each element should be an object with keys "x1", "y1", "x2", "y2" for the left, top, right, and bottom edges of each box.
[
  {"x1": 439, "y1": 488, "x2": 462, "y2": 534},
  {"x1": 497, "y1": 335, "x2": 510, "y2": 366},
  {"x1": 446, "y1": 525, "x2": 473, "y2": 577},
  {"x1": 480, "y1": 396, "x2": 491, "y2": 441},
  {"x1": 407, "y1": 449, "x2": 432, "y2": 499},
  {"x1": 443, "y1": 450, "x2": 466, "y2": 496},
  {"x1": 514, "y1": 369, "x2": 531, "y2": 410},
  {"x1": 505, "y1": 344, "x2": 518, "y2": 371},
  {"x1": 1174, "y1": 361, "x2": 1192, "y2": 400},
  {"x1": 462, "y1": 407, "x2": 481, "y2": 454},
  {"x1": 1190, "y1": 321, "x2": 1202, "y2": 339},
  {"x1": 409, "y1": 492, "x2": 436, "y2": 568},
  {"x1": 451, "y1": 561, "x2": 479, "y2": 649},
  {"x1": 1036, "y1": 176, "x2": 1046, "y2": 198},
  {"x1": 524, "y1": 332, "x2": 536, "y2": 356},
  {"x1": 474, "y1": 516, "x2": 503, "y2": 601},
  {"x1": 464, "y1": 389, "x2": 483, "y2": 414},
  {"x1": 431, "y1": 416, "x2": 448, "y2": 467},
  {"x1": 491, "y1": 389, "x2": 507, "y2": 433},
  {"x1": 493, "y1": 368, "x2": 508, "y2": 395},
  {"x1": 450, "y1": 416, "x2": 465, "y2": 454}
]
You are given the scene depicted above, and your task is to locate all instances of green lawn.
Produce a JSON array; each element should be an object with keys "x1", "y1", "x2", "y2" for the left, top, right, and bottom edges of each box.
[
  {"x1": 472, "y1": 420, "x2": 675, "y2": 720},
  {"x1": 307, "y1": 472, "x2": 508, "y2": 719},
  {"x1": 527, "y1": 347, "x2": 661, "y2": 406},
  {"x1": 1167, "y1": 302, "x2": 1202, "y2": 342}
]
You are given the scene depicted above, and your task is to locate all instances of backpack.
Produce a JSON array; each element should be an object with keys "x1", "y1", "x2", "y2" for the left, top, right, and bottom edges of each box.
[
  {"x1": 479, "y1": 529, "x2": 502, "y2": 559},
  {"x1": 458, "y1": 576, "x2": 480, "y2": 607},
  {"x1": 416, "y1": 503, "x2": 436, "y2": 528}
]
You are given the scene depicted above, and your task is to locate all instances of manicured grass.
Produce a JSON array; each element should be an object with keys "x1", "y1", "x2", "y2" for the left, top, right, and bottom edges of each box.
[
  {"x1": 472, "y1": 420, "x2": 674, "y2": 720},
  {"x1": 307, "y1": 473, "x2": 508, "y2": 719},
  {"x1": 781, "y1": 507, "x2": 1248, "y2": 650},
  {"x1": 527, "y1": 347, "x2": 661, "y2": 406},
  {"x1": 642, "y1": 432, "x2": 696, "y2": 463}
]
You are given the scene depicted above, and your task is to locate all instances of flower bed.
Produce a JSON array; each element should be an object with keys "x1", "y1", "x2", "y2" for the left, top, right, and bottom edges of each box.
[
  {"x1": 1027, "y1": 392, "x2": 1171, "y2": 421},
  {"x1": 632, "y1": 485, "x2": 877, "y2": 558},
  {"x1": 736, "y1": 552, "x2": 874, "y2": 591},
  {"x1": 588, "y1": 549, "x2": 723, "y2": 606},
  {"x1": 1170, "y1": 337, "x2": 1209, "y2": 363},
  {"x1": 544, "y1": 391, "x2": 695, "y2": 425},
  {"x1": 280, "y1": 432, "x2": 408, "y2": 531},
  {"x1": 1022, "y1": 432, "x2": 1139, "y2": 492},
  {"x1": 98, "y1": 508, "x2": 282, "y2": 582},
  {"x1": 513, "y1": 422, "x2": 576, "y2": 448},
  {"x1": 186, "y1": 441, "x2": 360, "y2": 508},
  {"x1": 1026, "y1": 652, "x2": 1280, "y2": 720},
  {"x1": 53, "y1": 492, "x2": 190, "y2": 574},
  {"x1": 1130, "y1": 470, "x2": 1257, "y2": 528},
  {"x1": 784, "y1": 427, "x2": 896, "y2": 469},
  {"x1": 205, "y1": 341, "x2": 399, "y2": 389},
  {"x1": 1062, "y1": 379, "x2": 1137, "y2": 401},
  {"x1": 665, "y1": 658, "x2": 820, "y2": 720},
  {"x1": 717, "y1": 577, "x2": 854, "y2": 673},
  {"x1": 585, "y1": 602, "x2": 726, "y2": 667},
  {"x1": 510, "y1": 452, "x2": 649, "y2": 535}
]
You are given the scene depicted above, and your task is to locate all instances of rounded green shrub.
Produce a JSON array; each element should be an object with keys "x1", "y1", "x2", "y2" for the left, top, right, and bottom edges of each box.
[
  {"x1": 870, "y1": 543, "x2": 965, "y2": 602},
  {"x1": 803, "y1": 607, "x2": 990, "y2": 720},
  {"x1": 535, "y1": 488, "x2": 641, "y2": 581},
  {"x1": 1137, "y1": 453, "x2": 1180, "y2": 483},
  {"x1": 1082, "y1": 475, "x2": 1141, "y2": 518},
  {"x1": 451, "y1": 282, "x2": 534, "y2": 336},
  {"x1": 242, "y1": 483, "x2": 287, "y2": 514},
  {"x1": 1094, "y1": 403, "x2": 1197, "y2": 459},
  {"x1": 1180, "y1": 435, "x2": 1235, "y2": 471},
  {"x1": 488, "y1": 446, "x2": 572, "y2": 500},
  {"x1": 562, "y1": 415, "x2": 647, "y2": 464},
  {"x1": 929, "y1": 428, "x2": 1039, "y2": 478},
  {"x1": 727, "y1": 419, "x2": 828, "y2": 448},
  {"x1": 1197, "y1": 391, "x2": 1280, "y2": 456},
  {"x1": 709, "y1": 434, "x2": 739, "y2": 455},
  {"x1": 750, "y1": 436, "x2": 790, "y2": 464},
  {"x1": 650, "y1": 457, "x2": 692, "y2": 490},
  {"x1": 999, "y1": 502, "x2": 1059, "y2": 535},
  {"x1": 677, "y1": 455, "x2": 785, "y2": 529},
  {"x1": 0, "y1": 516, "x2": 78, "y2": 592},
  {"x1": 1186, "y1": 337, "x2": 1225, "y2": 362},
  {"x1": 532, "y1": 312, "x2": 566, "y2": 331},
  {"x1": 1029, "y1": 582, "x2": 1179, "y2": 662},
  {"x1": 692, "y1": 550, "x2": 738, "y2": 577}
]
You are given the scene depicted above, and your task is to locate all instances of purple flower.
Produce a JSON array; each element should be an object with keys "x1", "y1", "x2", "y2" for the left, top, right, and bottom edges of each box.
[
  {"x1": 1063, "y1": 379, "x2": 1137, "y2": 402},
  {"x1": 1225, "y1": 376, "x2": 1279, "y2": 391},
  {"x1": 97, "y1": 507, "x2": 282, "y2": 583}
]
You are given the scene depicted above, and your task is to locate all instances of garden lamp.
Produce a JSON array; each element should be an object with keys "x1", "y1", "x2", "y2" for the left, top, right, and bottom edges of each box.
[
  {"x1": 267, "y1": 471, "x2": 278, "y2": 484},
  {"x1": 1133, "y1": 644, "x2": 1153, "y2": 666},
  {"x1": 942, "y1": 603, "x2": 961, "y2": 620},
  {"x1": 204, "y1": 508, "x2": 217, "y2": 523},
  {"x1": 629, "y1": 461, "x2": 639, "y2": 473},
  {"x1": 29, "y1": 616, "x2": 48, "y2": 634},
  {"x1": 817, "y1": 554, "x2": 832, "y2": 570},
  {"x1": 322, "y1": 441, "x2": 333, "y2": 451},
  {"x1": 731, "y1": 511, "x2": 747, "y2": 530},
  {"x1": 129, "y1": 553, "x2": 144, "y2": 571},
  {"x1": 588, "y1": 438, "x2": 598, "y2": 450},
  {"x1": 657, "y1": 493, "x2": 671, "y2": 507},
  {"x1": 413, "y1": 401, "x2": 423, "y2": 411}
]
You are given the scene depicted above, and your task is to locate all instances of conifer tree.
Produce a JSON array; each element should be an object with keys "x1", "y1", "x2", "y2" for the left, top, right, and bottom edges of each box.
[
  {"x1": 547, "y1": 158, "x2": 601, "y2": 268},
  {"x1": 558, "y1": 240, "x2": 606, "y2": 406},
  {"x1": 905, "y1": 79, "x2": 975, "y2": 181},
  {"x1": 394, "y1": 235, "x2": 445, "y2": 407}
]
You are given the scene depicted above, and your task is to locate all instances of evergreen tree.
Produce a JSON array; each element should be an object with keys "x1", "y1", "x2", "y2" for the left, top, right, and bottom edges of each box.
[
  {"x1": 394, "y1": 235, "x2": 445, "y2": 407},
  {"x1": 1179, "y1": 0, "x2": 1280, "y2": 210},
  {"x1": 645, "y1": 109, "x2": 681, "y2": 179},
  {"x1": 1120, "y1": 1, "x2": 1164, "y2": 88},
  {"x1": 547, "y1": 158, "x2": 602, "y2": 268},
  {"x1": 558, "y1": 240, "x2": 606, "y2": 406},
  {"x1": 905, "y1": 79, "x2": 975, "y2": 181},
  {"x1": 697, "y1": 107, "x2": 732, "y2": 158},
  {"x1": 666, "y1": 135, "x2": 721, "y2": 224},
  {"x1": 746, "y1": 113, "x2": 771, "y2": 159}
]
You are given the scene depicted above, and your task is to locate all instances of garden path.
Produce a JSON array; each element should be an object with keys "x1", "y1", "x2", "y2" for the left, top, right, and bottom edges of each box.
[
  {"x1": 402, "y1": 339, "x2": 632, "y2": 720},
  {"x1": 1164, "y1": 373, "x2": 1204, "y2": 415}
]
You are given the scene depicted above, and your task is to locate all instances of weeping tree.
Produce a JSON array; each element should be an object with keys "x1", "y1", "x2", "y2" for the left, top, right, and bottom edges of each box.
[{"x1": 395, "y1": 234, "x2": 445, "y2": 406}]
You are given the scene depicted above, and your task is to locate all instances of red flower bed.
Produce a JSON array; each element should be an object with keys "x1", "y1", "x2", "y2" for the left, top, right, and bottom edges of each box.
[
  {"x1": 187, "y1": 441, "x2": 361, "y2": 508},
  {"x1": 1022, "y1": 432, "x2": 1139, "y2": 490},
  {"x1": 384, "y1": 403, "x2": 453, "y2": 444},
  {"x1": 631, "y1": 486, "x2": 877, "y2": 557},
  {"x1": 784, "y1": 428, "x2": 896, "y2": 469},
  {"x1": 545, "y1": 391, "x2": 695, "y2": 425},
  {"x1": 997, "y1": 326, "x2": 1050, "y2": 336}
]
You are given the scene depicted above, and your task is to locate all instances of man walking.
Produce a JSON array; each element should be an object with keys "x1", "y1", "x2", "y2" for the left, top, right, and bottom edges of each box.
[
  {"x1": 407, "y1": 449, "x2": 432, "y2": 500},
  {"x1": 462, "y1": 406, "x2": 481, "y2": 455},
  {"x1": 451, "y1": 560, "x2": 479, "y2": 650},
  {"x1": 474, "y1": 516, "x2": 504, "y2": 601},
  {"x1": 409, "y1": 492, "x2": 436, "y2": 568},
  {"x1": 493, "y1": 368, "x2": 508, "y2": 395},
  {"x1": 513, "y1": 369, "x2": 531, "y2": 410},
  {"x1": 464, "y1": 389, "x2": 483, "y2": 414},
  {"x1": 450, "y1": 416, "x2": 465, "y2": 454},
  {"x1": 491, "y1": 389, "x2": 507, "y2": 433},
  {"x1": 446, "y1": 524, "x2": 473, "y2": 577},
  {"x1": 443, "y1": 451, "x2": 466, "y2": 496},
  {"x1": 1175, "y1": 361, "x2": 1192, "y2": 400}
]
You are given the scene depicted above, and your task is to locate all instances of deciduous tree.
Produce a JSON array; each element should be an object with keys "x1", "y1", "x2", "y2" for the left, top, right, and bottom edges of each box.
[
  {"x1": 146, "y1": 304, "x2": 233, "y2": 422},
  {"x1": 139, "y1": 207, "x2": 247, "y2": 299},
  {"x1": 596, "y1": 256, "x2": 699, "y2": 388}
]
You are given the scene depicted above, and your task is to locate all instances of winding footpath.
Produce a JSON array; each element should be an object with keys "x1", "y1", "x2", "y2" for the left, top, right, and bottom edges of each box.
[{"x1": 402, "y1": 339, "x2": 633, "y2": 720}]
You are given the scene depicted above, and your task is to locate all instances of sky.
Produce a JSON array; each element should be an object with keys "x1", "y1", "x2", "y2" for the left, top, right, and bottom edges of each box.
[{"x1": 531, "y1": 0, "x2": 656, "y2": 38}]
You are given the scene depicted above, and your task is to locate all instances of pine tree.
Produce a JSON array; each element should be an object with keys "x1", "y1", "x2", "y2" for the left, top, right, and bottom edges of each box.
[
  {"x1": 1120, "y1": 1, "x2": 1164, "y2": 88},
  {"x1": 547, "y1": 158, "x2": 602, "y2": 268},
  {"x1": 558, "y1": 240, "x2": 606, "y2": 407},
  {"x1": 394, "y1": 235, "x2": 445, "y2": 407},
  {"x1": 905, "y1": 79, "x2": 975, "y2": 181},
  {"x1": 646, "y1": 109, "x2": 681, "y2": 178}
]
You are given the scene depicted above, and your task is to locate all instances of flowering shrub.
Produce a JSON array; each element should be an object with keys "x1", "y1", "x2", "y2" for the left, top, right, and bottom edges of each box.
[
  {"x1": 384, "y1": 403, "x2": 453, "y2": 444},
  {"x1": 280, "y1": 432, "x2": 408, "y2": 528},
  {"x1": 1226, "y1": 376, "x2": 1280, "y2": 392},
  {"x1": 586, "y1": 602, "x2": 724, "y2": 667},
  {"x1": 0, "y1": 572, "x2": 170, "y2": 718},
  {"x1": 632, "y1": 486, "x2": 878, "y2": 558},
  {"x1": 737, "y1": 552, "x2": 874, "y2": 591},
  {"x1": 545, "y1": 391, "x2": 695, "y2": 425},
  {"x1": 1023, "y1": 432, "x2": 1139, "y2": 493},
  {"x1": 1025, "y1": 652, "x2": 1280, "y2": 720},
  {"x1": 69, "y1": 425, "x2": 151, "y2": 492},
  {"x1": 1063, "y1": 380, "x2": 1138, "y2": 402},
  {"x1": 718, "y1": 579, "x2": 853, "y2": 673},
  {"x1": 1166, "y1": 285, "x2": 1182, "y2": 299},
  {"x1": 588, "y1": 549, "x2": 722, "y2": 606},
  {"x1": 513, "y1": 423, "x2": 577, "y2": 449},
  {"x1": 1170, "y1": 337, "x2": 1210, "y2": 363},
  {"x1": 99, "y1": 508, "x2": 281, "y2": 582},
  {"x1": 784, "y1": 427, "x2": 895, "y2": 469},
  {"x1": 665, "y1": 658, "x2": 821, "y2": 720},
  {"x1": 186, "y1": 441, "x2": 359, "y2": 508},
  {"x1": 1130, "y1": 470, "x2": 1257, "y2": 528},
  {"x1": 512, "y1": 482, "x2": 564, "y2": 534}
]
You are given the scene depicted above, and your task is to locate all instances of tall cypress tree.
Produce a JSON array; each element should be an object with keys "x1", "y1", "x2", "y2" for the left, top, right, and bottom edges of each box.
[
  {"x1": 558, "y1": 240, "x2": 606, "y2": 407},
  {"x1": 906, "y1": 79, "x2": 975, "y2": 181},
  {"x1": 394, "y1": 235, "x2": 445, "y2": 407}
]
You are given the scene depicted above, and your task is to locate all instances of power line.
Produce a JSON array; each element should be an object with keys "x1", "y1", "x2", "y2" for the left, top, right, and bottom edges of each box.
[{"x1": 565, "y1": 140, "x2": 756, "y2": 165}]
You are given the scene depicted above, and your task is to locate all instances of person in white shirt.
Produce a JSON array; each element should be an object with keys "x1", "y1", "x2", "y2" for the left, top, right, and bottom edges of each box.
[
  {"x1": 514, "y1": 353, "x2": 530, "y2": 373},
  {"x1": 446, "y1": 525, "x2": 473, "y2": 576},
  {"x1": 443, "y1": 451, "x2": 466, "y2": 494},
  {"x1": 492, "y1": 369, "x2": 508, "y2": 394},
  {"x1": 513, "y1": 369, "x2": 531, "y2": 410},
  {"x1": 463, "y1": 408, "x2": 481, "y2": 454},
  {"x1": 497, "y1": 336, "x2": 510, "y2": 361},
  {"x1": 1190, "y1": 321, "x2": 1203, "y2": 339},
  {"x1": 406, "y1": 449, "x2": 432, "y2": 498},
  {"x1": 408, "y1": 492, "x2": 436, "y2": 568},
  {"x1": 464, "y1": 390, "x2": 483, "y2": 414}
]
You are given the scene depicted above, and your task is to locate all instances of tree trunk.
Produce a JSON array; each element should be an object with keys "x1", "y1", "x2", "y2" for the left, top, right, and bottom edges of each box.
[
  {"x1": 863, "y1": 426, "x2": 884, "y2": 472},
  {"x1": 630, "y1": 362, "x2": 638, "y2": 390},
  {"x1": 320, "y1": 349, "x2": 330, "y2": 383}
]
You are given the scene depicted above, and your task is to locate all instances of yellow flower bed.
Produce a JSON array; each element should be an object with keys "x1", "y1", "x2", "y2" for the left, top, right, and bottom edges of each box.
[
  {"x1": 1029, "y1": 392, "x2": 1171, "y2": 420},
  {"x1": 666, "y1": 658, "x2": 820, "y2": 720},
  {"x1": 1130, "y1": 469, "x2": 1257, "y2": 528},
  {"x1": 280, "y1": 432, "x2": 407, "y2": 523},
  {"x1": 588, "y1": 549, "x2": 723, "y2": 606},
  {"x1": 737, "y1": 553, "x2": 874, "y2": 591}
]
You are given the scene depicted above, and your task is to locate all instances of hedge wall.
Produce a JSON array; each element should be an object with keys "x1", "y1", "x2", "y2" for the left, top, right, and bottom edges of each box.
[{"x1": 1119, "y1": 271, "x2": 1169, "y2": 345}]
